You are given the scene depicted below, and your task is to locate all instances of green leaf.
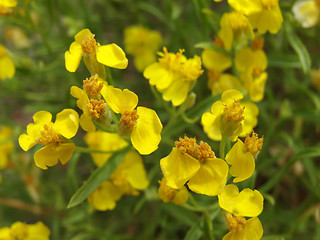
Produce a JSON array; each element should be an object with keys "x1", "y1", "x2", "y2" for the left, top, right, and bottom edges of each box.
[
  {"x1": 67, "y1": 148, "x2": 129, "y2": 208},
  {"x1": 284, "y1": 22, "x2": 311, "y2": 74}
]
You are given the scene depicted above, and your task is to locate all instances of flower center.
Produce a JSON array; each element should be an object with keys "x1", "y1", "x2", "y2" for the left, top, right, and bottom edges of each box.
[
  {"x1": 118, "y1": 110, "x2": 139, "y2": 136},
  {"x1": 81, "y1": 35, "x2": 97, "y2": 55},
  {"x1": 224, "y1": 101, "x2": 245, "y2": 123},
  {"x1": 226, "y1": 213, "x2": 247, "y2": 232},
  {"x1": 244, "y1": 132, "x2": 263, "y2": 156},
  {"x1": 10, "y1": 222, "x2": 29, "y2": 240},
  {"x1": 228, "y1": 12, "x2": 248, "y2": 30},
  {"x1": 83, "y1": 74, "x2": 103, "y2": 98},
  {"x1": 252, "y1": 66, "x2": 263, "y2": 78},
  {"x1": 250, "y1": 37, "x2": 264, "y2": 50},
  {"x1": 35, "y1": 124, "x2": 61, "y2": 145},
  {"x1": 175, "y1": 135, "x2": 215, "y2": 163},
  {"x1": 86, "y1": 99, "x2": 106, "y2": 119},
  {"x1": 261, "y1": 0, "x2": 278, "y2": 9}
]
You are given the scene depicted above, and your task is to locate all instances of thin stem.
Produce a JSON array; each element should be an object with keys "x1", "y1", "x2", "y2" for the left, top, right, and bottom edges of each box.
[
  {"x1": 181, "y1": 112, "x2": 199, "y2": 124},
  {"x1": 106, "y1": 67, "x2": 113, "y2": 84},
  {"x1": 219, "y1": 136, "x2": 228, "y2": 159},
  {"x1": 203, "y1": 210, "x2": 215, "y2": 240}
]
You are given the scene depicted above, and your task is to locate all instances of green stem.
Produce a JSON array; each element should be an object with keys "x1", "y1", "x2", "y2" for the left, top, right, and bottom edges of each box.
[
  {"x1": 106, "y1": 67, "x2": 113, "y2": 84},
  {"x1": 203, "y1": 210, "x2": 215, "y2": 240},
  {"x1": 219, "y1": 136, "x2": 228, "y2": 159},
  {"x1": 181, "y1": 112, "x2": 199, "y2": 124}
]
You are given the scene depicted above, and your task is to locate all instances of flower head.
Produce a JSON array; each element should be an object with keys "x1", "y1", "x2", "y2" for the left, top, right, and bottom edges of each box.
[
  {"x1": 18, "y1": 109, "x2": 79, "y2": 169},
  {"x1": 158, "y1": 177, "x2": 189, "y2": 205},
  {"x1": 0, "y1": 44, "x2": 15, "y2": 80},
  {"x1": 293, "y1": 0, "x2": 320, "y2": 28},
  {"x1": 102, "y1": 86, "x2": 162, "y2": 155},
  {"x1": 201, "y1": 89, "x2": 259, "y2": 141},
  {"x1": 65, "y1": 28, "x2": 128, "y2": 77},
  {"x1": 0, "y1": 221, "x2": 50, "y2": 240},
  {"x1": 218, "y1": 184, "x2": 264, "y2": 240},
  {"x1": 124, "y1": 26, "x2": 162, "y2": 72},
  {"x1": 160, "y1": 135, "x2": 228, "y2": 196},
  {"x1": 144, "y1": 47, "x2": 203, "y2": 106}
]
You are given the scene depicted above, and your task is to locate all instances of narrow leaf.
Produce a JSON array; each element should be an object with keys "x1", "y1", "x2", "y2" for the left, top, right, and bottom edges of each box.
[{"x1": 67, "y1": 148, "x2": 129, "y2": 208}]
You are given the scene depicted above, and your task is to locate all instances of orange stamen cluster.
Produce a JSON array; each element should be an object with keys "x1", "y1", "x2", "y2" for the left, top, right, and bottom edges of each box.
[
  {"x1": 175, "y1": 135, "x2": 215, "y2": 163},
  {"x1": 214, "y1": 36, "x2": 224, "y2": 48},
  {"x1": 83, "y1": 74, "x2": 103, "y2": 97},
  {"x1": 252, "y1": 66, "x2": 263, "y2": 78},
  {"x1": 120, "y1": 110, "x2": 139, "y2": 129},
  {"x1": 224, "y1": 101, "x2": 245, "y2": 123},
  {"x1": 244, "y1": 132, "x2": 264, "y2": 156},
  {"x1": 87, "y1": 99, "x2": 106, "y2": 119},
  {"x1": 35, "y1": 124, "x2": 61, "y2": 145},
  {"x1": 251, "y1": 37, "x2": 264, "y2": 50},
  {"x1": 226, "y1": 213, "x2": 247, "y2": 232},
  {"x1": 81, "y1": 35, "x2": 97, "y2": 54}
]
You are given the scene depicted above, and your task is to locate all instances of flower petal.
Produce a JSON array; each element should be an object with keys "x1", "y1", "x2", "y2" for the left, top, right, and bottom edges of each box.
[
  {"x1": 0, "y1": 55, "x2": 15, "y2": 80},
  {"x1": 143, "y1": 62, "x2": 174, "y2": 90},
  {"x1": 74, "y1": 29, "x2": 94, "y2": 43},
  {"x1": 223, "y1": 217, "x2": 263, "y2": 240},
  {"x1": 202, "y1": 49, "x2": 232, "y2": 72},
  {"x1": 96, "y1": 44, "x2": 128, "y2": 69},
  {"x1": 218, "y1": 184, "x2": 264, "y2": 217},
  {"x1": 161, "y1": 79, "x2": 191, "y2": 106},
  {"x1": 65, "y1": 41, "x2": 83, "y2": 72},
  {"x1": 188, "y1": 158, "x2": 228, "y2": 196},
  {"x1": 131, "y1": 106, "x2": 162, "y2": 155},
  {"x1": 160, "y1": 147, "x2": 200, "y2": 189},
  {"x1": 18, "y1": 134, "x2": 36, "y2": 151},
  {"x1": 53, "y1": 109, "x2": 79, "y2": 139},
  {"x1": 80, "y1": 113, "x2": 95, "y2": 132},
  {"x1": 221, "y1": 89, "x2": 243, "y2": 105}
]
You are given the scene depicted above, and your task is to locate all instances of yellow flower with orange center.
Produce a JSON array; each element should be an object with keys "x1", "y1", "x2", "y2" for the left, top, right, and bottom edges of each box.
[
  {"x1": 18, "y1": 109, "x2": 79, "y2": 169},
  {"x1": 144, "y1": 47, "x2": 203, "y2": 106},
  {"x1": 65, "y1": 28, "x2": 128, "y2": 78},
  {"x1": 201, "y1": 89, "x2": 258, "y2": 141},
  {"x1": 218, "y1": 184, "x2": 264, "y2": 240},
  {"x1": 160, "y1": 135, "x2": 228, "y2": 196},
  {"x1": 101, "y1": 86, "x2": 162, "y2": 155}
]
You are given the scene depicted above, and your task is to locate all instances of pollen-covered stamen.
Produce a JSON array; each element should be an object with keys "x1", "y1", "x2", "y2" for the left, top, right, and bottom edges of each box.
[
  {"x1": 226, "y1": 213, "x2": 247, "y2": 232},
  {"x1": 251, "y1": 37, "x2": 264, "y2": 50},
  {"x1": 120, "y1": 110, "x2": 139, "y2": 129},
  {"x1": 159, "y1": 47, "x2": 185, "y2": 72},
  {"x1": 261, "y1": 0, "x2": 278, "y2": 9},
  {"x1": 83, "y1": 74, "x2": 103, "y2": 98},
  {"x1": 10, "y1": 222, "x2": 29, "y2": 240},
  {"x1": 35, "y1": 124, "x2": 61, "y2": 145},
  {"x1": 244, "y1": 132, "x2": 264, "y2": 156},
  {"x1": 195, "y1": 141, "x2": 215, "y2": 163},
  {"x1": 229, "y1": 12, "x2": 249, "y2": 30},
  {"x1": 224, "y1": 101, "x2": 245, "y2": 122},
  {"x1": 252, "y1": 66, "x2": 263, "y2": 78},
  {"x1": 81, "y1": 35, "x2": 97, "y2": 55},
  {"x1": 87, "y1": 99, "x2": 106, "y2": 119}
]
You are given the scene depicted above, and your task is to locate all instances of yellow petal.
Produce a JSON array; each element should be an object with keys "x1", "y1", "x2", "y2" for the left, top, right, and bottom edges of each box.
[
  {"x1": 162, "y1": 79, "x2": 191, "y2": 106},
  {"x1": 1, "y1": 0, "x2": 17, "y2": 7},
  {"x1": 18, "y1": 134, "x2": 37, "y2": 151},
  {"x1": 96, "y1": 44, "x2": 128, "y2": 69},
  {"x1": 88, "y1": 180, "x2": 122, "y2": 211},
  {"x1": 249, "y1": 72, "x2": 268, "y2": 102},
  {"x1": 53, "y1": 109, "x2": 79, "y2": 139},
  {"x1": 172, "y1": 186, "x2": 189, "y2": 205},
  {"x1": 218, "y1": 14, "x2": 234, "y2": 51},
  {"x1": 160, "y1": 147, "x2": 200, "y2": 189},
  {"x1": 293, "y1": 1, "x2": 320, "y2": 28},
  {"x1": 0, "y1": 55, "x2": 15, "y2": 80},
  {"x1": 223, "y1": 217, "x2": 263, "y2": 240},
  {"x1": 218, "y1": 184, "x2": 264, "y2": 217},
  {"x1": 202, "y1": 49, "x2": 232, "y2": 72},
  {"x1": 34, "y1": 143, "x2": 75, "y2": 170},
  {"x1": 102, "y1": 86, "x2": 138, "y2": 114},
  {"x1": 85, "y1": 131, "x2": 128, "y2": 167},
  {"x1": 33, "y1": 111, "x2": 52, "y2": 124},
  {"x1": 144, "y1": 62, "x2": 175, "y2": 90},
  {"x1": 188, "y1": 158, "x2": 228, "y2": 196},
  {"x1": 131, "y1": 106, "x2": 162, "y2": 155},
  {"x1": 80, "y1": 113, "x2": 95, "y2": 132},
  {"x1": 0, "y1": 226, "x2": 10, "y2": 238},
  {"x1": 201, "y1": 101, "x2": 224, "y2": 141},
  {"x1": 70, "y1": 86, "x2": 90, "y2": 113},
  {"x1": 65, "y1": 41, "x2": 83, "y2": 72},
  {"x1": 226, "y1": 139, "x2": 255, "y2": 182},
  {"x1": 74, "y1": 28, "x2": 94, "y2": 43},
  {"x1": 228, "y1": 0, "x2": 262, "y2": 15},
  {"x1": 240, "y1": 102, "x2": 259, "y2": 137},
  {"x1": 28, "y1": 222, "x2": 51, "y2": 239},
  {"x1": 133, "y1": 52, "x2": 157, "y2": 72},
  {"x1": 221, "y1": 89, "x2": 243, "y2": 105}
]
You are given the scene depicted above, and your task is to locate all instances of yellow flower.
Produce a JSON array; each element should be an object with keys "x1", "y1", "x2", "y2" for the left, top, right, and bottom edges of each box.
[
  {"x1": 18, "y1": 109, "x2": 79, "y2": 169},
  {"x1": 71, "y1": 75, "x2": 111, "y2": 132},
  {"x1": 101, "y1": 86, "x2": 162, "y2": 155},
  {"x1": 218, "y1": 11, "x2": 253, "y2": 50},
  {"x1": 124, "y1": 26, "x2": 162, "y2": 72},
  {"x1": 201, "y1": 89, "x2": 259, "y2": 141},
  {"x1": 235, "y1": 47, "x2": 268, "y2": 102},
  {"x1": 228, "y1": 0, "x2": 283, "y2": 34},
  {"x1": 0, "y1": 221, "x2": 50, "y2": 240},
  {"x1": 144, "y1": 47, "x2": 203, "y2": 106},
  {"x1": 293, "y1": 0, "x2": 320, "y2": 28},
  {"x1": 202, "y1": 47, "x2": 242, "y2": 94},
  {"x1": 0, "y1": 126, "x2": 14, "y2": 170},
  {"x1": 160, "y1": 136, "x2": 228, "y2": 196},
  {"x1": 218, "y1": 184, "x2": 264, "y2": 240},
  {"x1": 158, "y1": 177, "x2": 189, "y2": 205},
  {"x1": 0, "y1": 0, "x2": 17, "y2": 15},
  {"x1": 88, "y1": 180, "x2": 122, "y2": 211},
  {"x1": 225, "y1": 133, "x2": 263, "y2": 183},
  {"x1": 65, "y1": 28, "x2": 128, "y2": 77},
  {"x1": 0, "y1": 44, "x2": 15, "y2": 80},
  {"x1": 5, "y1": 27, "x2": 31, "y2": 49}
]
